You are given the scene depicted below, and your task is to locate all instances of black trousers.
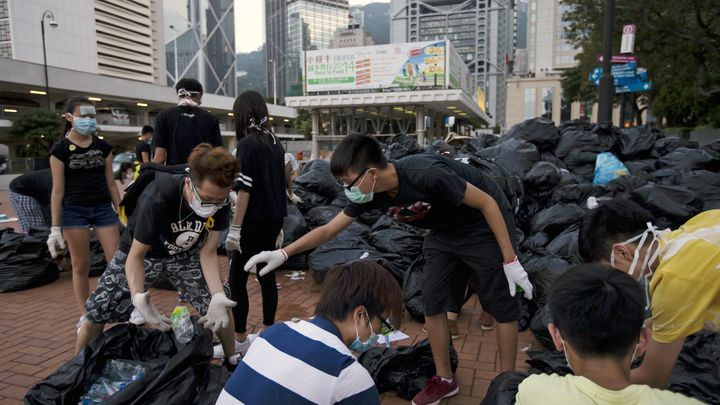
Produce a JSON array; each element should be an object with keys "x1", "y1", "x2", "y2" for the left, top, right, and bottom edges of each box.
[{"x1": 228, "y1": 218, "x2": 284, "y2": 334}]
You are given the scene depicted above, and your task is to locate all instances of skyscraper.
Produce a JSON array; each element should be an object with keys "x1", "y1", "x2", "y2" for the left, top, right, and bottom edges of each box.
[
  {"x1": 266, "y1": 0, "x2": 347, "y2": 102},
  {"x1": 165, "y1": 0, "x2": 236, "y2": 96},
  {"x1": 390, "y1": 0, "x2": 513, "y2": 128}
]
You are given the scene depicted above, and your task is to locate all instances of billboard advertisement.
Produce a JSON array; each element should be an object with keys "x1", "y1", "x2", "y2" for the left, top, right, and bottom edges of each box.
[
  {"x1": 446, "y1": 41, "x2": 474, "y2": 97},
  {"x1": 305, "y1": 41, "x2": 456, "y2": 93}
]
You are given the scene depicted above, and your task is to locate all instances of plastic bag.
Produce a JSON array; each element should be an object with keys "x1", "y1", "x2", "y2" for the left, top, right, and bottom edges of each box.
[
  {"x1": 551, "y1": 184, "x2": 606, "y2": 205},
  {"x1": 503, "y1": 117, "x2": 560, "y2": 151},
  {"x1": 403, "y1": 255, "x2": 425, "y2": 323},
  {"x1": 521, "y1": 232, "x2": 552, "y2": 254},
  {"x1": 675, "y1": 170, "x2": 720, "y2": 210},
  {"x1": 606, "y1": 175, "x2": 648, "y2": 196},
  {"x1": 530, "y1": 204, "x2": 585, "y2": 238},
  {"x1": 462, "y1": 134, "x2": 498, "y2": 153},
  {"x1": 307, "y1": 223, "x2": 373, "y2": 282},
  {"x1": 593, "y1": 152, "x2": 629, "y2": 185},
  {"x1": 474, "y1": 138, "x2": 541, "y2": 177},
  {"x1": 292, "y1": 187, "x2": 331, "y2": 214},
  {"x1": 524, "y1": 162, "x2": 561, "y2": 194},
  {"x1": 667, "y1": 331, "x2": 720, "y2": 404},
  {"x1": 294, "y1": 160, "x2": 341, "y2": 201},
  {"x1": 523, "y1": 256, "x2": 570, "y2": 307},
  {"x1": 631, "y1": 184, "x2": 702, "y2": 226},
  {"x1": 305, "y1": 206, "x2": 342, "y2": 229},
  {"x1": 616, "y1": 126, "x2": 660, "y2": 158},
  {"x1": 368, "y1": 216, "x2": 426, "y2": 260},
  {"x1": 0, "y1": 228, "x2": 58, "y2": 293},
  {"x1": 526, "y1": 349, "x2": 572, "y2": 376},
  {"x1": 26, "y1": 317, "x2": 222, "y2": 405},
  {"x1": 384, "y1": 133, "x2": 421, "y2": 159},
  {"x1": 281, "y1": 204, "x2": 309, "y2": 270},
  {"x1": 480, "y1": 371, "x2": 529, "y2": 405},
  {"x1": 624, "y1": 159, "x2": 657, "y2": 176},
  {"x1": 545, "y1": 225, "x2": 583, "y2": 264},
  {"x1": 467, "y1": 156, "x2": 524, "y2": 212},
  {"x1": 358, "y1": 339, "x2": 458, "y2": 400},
  {"x1": 79, "y1": 360, "x2": 148, "y2": 404},
  {"x1": 652, "y1": 137, "x2": 699, "y2": 158},
  {"x1": 170, "y1": 307, "x2": 193, "y2": 344},
  {"x1": 554, "y1": 123, "x2": 616, "y2": 159},
  {"x1": 657, "y1": 147, "x2": 718, "y2": 171}
]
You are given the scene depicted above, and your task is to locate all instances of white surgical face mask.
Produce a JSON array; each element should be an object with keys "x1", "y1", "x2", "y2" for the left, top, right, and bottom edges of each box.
[{"x1": 610, "y1": 222, "x2": 667, "y2": 310}]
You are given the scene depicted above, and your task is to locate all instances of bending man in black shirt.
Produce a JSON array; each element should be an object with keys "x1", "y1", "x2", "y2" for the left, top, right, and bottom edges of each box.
[
  {"x1": 76, "y1": 144, "x2": 242, "y2": 370},
  {"x1": 8, "y1": 169, "x2": 52, "y2": 233},
  {"x1": 153, "y1": 78, "x2": 223, "y2": 165},
  {"x1": 245, "y1": 134, "x2": 533, "y2": 405}
]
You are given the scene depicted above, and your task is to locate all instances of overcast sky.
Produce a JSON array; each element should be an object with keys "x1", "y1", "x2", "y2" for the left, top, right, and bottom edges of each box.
[{"x1": 234, "y1": 0, "x2": 389, "y2": 53}]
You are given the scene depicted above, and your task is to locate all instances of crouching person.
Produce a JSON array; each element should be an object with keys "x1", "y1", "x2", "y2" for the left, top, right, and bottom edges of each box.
[
  {"x1": 216, "y1": 261, "x2": 402, "y2": 405},
  {"x1": 76, "y1": 144, "x2": 242, "y2": 369}
]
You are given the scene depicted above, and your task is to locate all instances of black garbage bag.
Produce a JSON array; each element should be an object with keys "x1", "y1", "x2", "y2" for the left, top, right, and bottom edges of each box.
[
  {"x1": 0, "y1": 229, "x2": 57, "y2": 293},
  {"x1": 568, "y1": 163, "x2": 596, "y2": 183},
  {"x1": 667, "y1": 331, "x2": 720, "y2": 404},
  {"x1": 474, "y1": 138, "x2": 541, "y2": 177},
  {"x1": 624, "y1": 159, "x2": 657, "y2": 176},
  {"x1": 526, "y1": 349, "x2": 572, "y2": 376},
  {"x1": 531, "y1": 204, "x2": 585, "y2": 238},
  {"x1": 545, "y1": 225, "x2": 583, "y2": 264},
  {"x1": 521, "y1": 232, "x2": 552, "y2": 254},
  {"x1": 403, "y1": 255, "x2": 425, "y2": 323},
  {"x1": 292, "y1": 187, "x2": 331, "y2": 214},
  {"x1": 385, "y1": 143, "x2": 415, "y2": 160},
  {"x1": 468, "y1": 156, "x2": 524, "y2": 212},
  {"x1": 616, "y1": 126, "x2": 660, "y2": 158},
  {"x1": 194, "y1": 364, "x2": 229, "y2": 405},
  {"x1": 540, "y1": 151, "x2": 568, "y2": 170},
  {"x1": 558, "y1": 169, "x2": 579, "y2": 186},
  {"x1": 524, "y1": 162, "x2": 561, "y2": 195},
  {"x1": 480, "y1": 371, "x2": 529, "y2": 405},
  {"x1": 368, "y1": 216, "x2": 426, "y2": 260},
  {"x1": 515, "y1": 195, "x2": 549, "y2": 234},
  {"x1": 307, "y1": 223, "x2": 372, "y2": 282},
  {"x1": 426, "y1": 139, "x2": 454, "y2": 155},
  {"x1": 606, "y1": 174, "x2": 648, "y2": 196},
  {"x1": 551, "y1": 183, "x2": 606, "y2": 205},
  {"x1": 651, "y1": 168, "x2": 681, "y2": 185},
  {"x1": 657, "y1": 147, "x2": 719, "y2": 171},
  {"x1": 675, "y1": 170, "x2": 720, "y2": 210},
  {"x1": 524, "y1": 256, "x2": 571, "y2": 307},
  {"x1": 305, "y1": 206, "x2": 342, "y2": 229},
  {"x1": 282, "y1": 204, "x2": 310, "y2": 270},
  {"x1": 294, "y1": 160, "x2": 341, "y2": 200},
  {"x1": 25, "y1": 317, "x2": 222, "y2": 405},
  {"x1": 554, "y1": 123, "x2": 616, "y2": 160},
  {"x1": 386, "y1": 133, "x2": 421, "y2": 158},
  {"x1": 702, "y1": 139, "x2": 720, "y2": 159},
  {"x1": 358, "y1": 339, "x2": 458, "y2": 400},
  {"x1": 529, "y1": 304, "x2": 555, "y2": 351},
  {"x1": 652, "y1": 137, "x2": 699, "y2": 158},
  {"x1": 503, "y1": 117, "x2": 560, "y2": 151},
  {"x1": 462, "y1": 134, "x2": 498, "y2": 153},
  {"x1": 631, "y1": 184, "x2": 702, "y2": 226}
]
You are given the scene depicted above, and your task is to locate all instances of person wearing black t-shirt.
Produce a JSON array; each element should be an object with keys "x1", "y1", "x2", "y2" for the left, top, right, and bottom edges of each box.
[
  {"x1": 8, "y1": 169, "x2": 52, "y2": 232},
  {"x1": 49, "y1": 96, "x2": 121, "y2": 326},
  {"x1": 214, "y1": 91, "x2": 287, "y2": 358},
  {"x1": 135, "y1": 125, "x2": 153, "y2": 163},
  {"x1": 77, "y1": 144, "x2": 243, "y2": 370},
  {"x1": 245, "y1": 134, "x2": 534, "y2": 405},
  {"x1": 152, "y1": 78, "x2": 222, "y2": 165}
]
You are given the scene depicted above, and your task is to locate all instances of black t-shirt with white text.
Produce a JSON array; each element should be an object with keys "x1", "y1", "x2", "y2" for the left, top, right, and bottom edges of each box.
[
  {"x1": 121, "y1": 172, "x2": 230, "y2": 257},
  {"x1": 154, "y1": 105, "x2": 222, "y2": 165},
  {"x1": 49, "y1": 136, "x2": 113, "y2": 207},
  {"x1": 343, "y1": 154, "x2": 514, "y2": 238}
]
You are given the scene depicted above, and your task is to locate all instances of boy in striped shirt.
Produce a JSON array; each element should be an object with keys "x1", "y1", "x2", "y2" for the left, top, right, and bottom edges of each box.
[{"x1": 216, "y1": 261, "x2": 403, "y2": 404}]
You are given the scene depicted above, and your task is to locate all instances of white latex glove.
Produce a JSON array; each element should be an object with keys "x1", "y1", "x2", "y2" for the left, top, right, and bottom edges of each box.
[
  {"x1": 275, "y1": 229, "x2": 284, "y2": 249},
  {"x1": 288, "y1": 192, "x2": 303, "y2": 204},
  {"x1": 199, "y1": 292, "x2": 237, "y2": 332},
  {"x1": 47, "y1": 226, "x2": 66, "y2": 259},
  {"x1": 503, "y1": 257, "x2": 533, "y2": 300},
  {"x1": 131, "y1": 292, "x2": 171, "y2": 331},
  {"x1": 245, "y1": 249, "x2": 288, "y2": 277},
  {"x1": 225, "y1": 225, "x2": 241, "y2": 253}
]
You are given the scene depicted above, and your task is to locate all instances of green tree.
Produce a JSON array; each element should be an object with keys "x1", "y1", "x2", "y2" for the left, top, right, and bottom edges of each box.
[
  {"x1": 561, "y1": 0, "x2": 720, "y2": 127},
  {"x1": 9, "y1": 110, "x2": 61, "y2": 157},
  {"x1": 294, "y1": 109, "x2": 312, "y2": 139}
]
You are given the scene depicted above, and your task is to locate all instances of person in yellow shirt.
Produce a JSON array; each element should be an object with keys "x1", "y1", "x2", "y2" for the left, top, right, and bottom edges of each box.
[
  {"x1": 515, "y1": 264, "x2": 702, "y2": 405},
  {"x1": 578, "y1": 199, "x2": 720, "y2": 389}
]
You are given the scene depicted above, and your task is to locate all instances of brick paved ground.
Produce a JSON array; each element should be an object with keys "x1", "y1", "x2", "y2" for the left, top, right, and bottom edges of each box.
[{"x1": 0, "y1": 193, "x2": 532, "y2": 404}]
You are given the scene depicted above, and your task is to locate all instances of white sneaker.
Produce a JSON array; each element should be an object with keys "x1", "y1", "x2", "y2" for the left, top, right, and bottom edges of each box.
[
  {"x1": 129, "y1": 309, "x2": 145, "y2": 325},
  {"x1": 213, "y1": 333, "x2": 259, "y2": 358}
]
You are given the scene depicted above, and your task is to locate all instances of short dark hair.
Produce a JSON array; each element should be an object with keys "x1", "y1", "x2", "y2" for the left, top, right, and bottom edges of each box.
[
  {"x1": 232, "y1": 90, "x2": 271, "y2": 142},
  {"x1": 578, "y1": 199, "x2": 655, "y2": 262},
  {"x1": 330, "y1": 134, "x2": 388, "y2": 178},
  {"x1": 314, "y1": 261, "x2": 403, "y2": 325},
  {"x1": 187, "y1": 143, "x2": 240, "y2": 188},
  {"x1": 175, "y1": 78, "x2": 203, "y2": 95},
  {"x1": 62, "y1": 96, "x2": 93, "y2": 137},
  {"x1": 141, "y1": 125, "x2": 153, "y2": 135},
  {"x1": 549, "y1": 264, "x2": 644, "y2": 358}
]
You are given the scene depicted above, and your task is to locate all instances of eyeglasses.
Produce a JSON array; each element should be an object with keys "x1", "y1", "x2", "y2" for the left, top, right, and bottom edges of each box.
[
  {"x1": 190, "y1": 181, "x2": 229, "y2": 207},
  {"x1": 337, "y1": 168, "x2": 368, "y2": 191}
]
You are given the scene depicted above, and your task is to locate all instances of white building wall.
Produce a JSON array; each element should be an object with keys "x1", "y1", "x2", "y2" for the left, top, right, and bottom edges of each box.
[{"x1": 8, "y1": 0, "x2": 98, "y2": 74}]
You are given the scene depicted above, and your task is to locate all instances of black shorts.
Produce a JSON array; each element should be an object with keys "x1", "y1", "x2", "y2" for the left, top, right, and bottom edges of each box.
[{"x1": 422, "y1": 231, "x2": 522, "y2": 323}]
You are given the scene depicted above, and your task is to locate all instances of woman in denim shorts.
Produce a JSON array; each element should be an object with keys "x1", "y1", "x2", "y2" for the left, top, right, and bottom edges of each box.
[{"x1": 48, "y1": 96, "x2": 121, "y2": 328}]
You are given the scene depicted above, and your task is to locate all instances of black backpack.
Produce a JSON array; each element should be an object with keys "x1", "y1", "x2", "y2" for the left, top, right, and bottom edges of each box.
[{"x1": 118, "y1": 162, "x2": 189, "y2": 224}]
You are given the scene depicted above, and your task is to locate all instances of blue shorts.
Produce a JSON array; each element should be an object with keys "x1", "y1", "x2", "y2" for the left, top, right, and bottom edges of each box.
[{"x1": 62, "y1": 203, "x2": 119, "y2": 228}]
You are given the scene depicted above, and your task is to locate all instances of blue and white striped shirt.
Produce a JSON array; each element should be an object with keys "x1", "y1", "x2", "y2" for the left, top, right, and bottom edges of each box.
[{"x1": 216, "y1": 317, "x2": 380, "y2": 405}]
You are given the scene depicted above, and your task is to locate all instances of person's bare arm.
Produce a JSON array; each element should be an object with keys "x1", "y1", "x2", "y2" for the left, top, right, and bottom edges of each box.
[
  {"x1": 199, "y1": 231, "x2": 224, "y2": 294},
  {"x1": 231, "y1": 191, "x2": 250, "y2": 226},
  {"x1": 126, "y1": 240, "x2": 150, "y2": 297},
  {"x1": 461, "y1": 182, "x2": 516, "y2": 262},
  {"x1": 631, "y1": 337, "x2": 685, "y2": 388},
  {"x1": 284, "y1": 212, "x2": 355, "y2": 256},
  {"x1": 104, "y1": 153, "x2": 121, "y2": 210},
  {"x1": 141, "y1": 151, "x2": 150, "y2": 163},
  {"x1": 153, "y1": 147, "x2": 167, "y2": 165},
  {"x1": 285, "y1": 162, "x2": 294, "y2": 196},
  {"x1": 49, "y1": 156, "x2": 65, "y2": 226}
]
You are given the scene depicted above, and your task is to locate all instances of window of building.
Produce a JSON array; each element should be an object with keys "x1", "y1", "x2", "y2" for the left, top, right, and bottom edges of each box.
[{"x1": 524, "y1": 87, "x2": 536, "y2": 119}]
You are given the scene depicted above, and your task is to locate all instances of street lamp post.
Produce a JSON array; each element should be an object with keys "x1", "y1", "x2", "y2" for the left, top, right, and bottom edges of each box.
[
  {"x1": 597, "y1": 0, "x2": 615, "y2": 123},
  {"x1": 40, "y1": 10, "x2": 58, "y2": 111},
  {"x1": 268, "y1": 59, "x2": 278, "y2": 105}
]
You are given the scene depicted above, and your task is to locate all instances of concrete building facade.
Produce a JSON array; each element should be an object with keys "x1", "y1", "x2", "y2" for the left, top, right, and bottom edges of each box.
[{"x1": 330, "y1": 24, "x2": 375, "y2": 49}]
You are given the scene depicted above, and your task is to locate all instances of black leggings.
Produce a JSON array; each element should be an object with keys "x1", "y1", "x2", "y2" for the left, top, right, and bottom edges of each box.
[{"x1": 228, "y1": 218, "x2": 284, "y2": 334}]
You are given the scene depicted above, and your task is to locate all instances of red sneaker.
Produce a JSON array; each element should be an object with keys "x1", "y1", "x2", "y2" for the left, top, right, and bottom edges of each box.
[{"x1": 411, "y1": 375, "x2": 459, "y2": 405}]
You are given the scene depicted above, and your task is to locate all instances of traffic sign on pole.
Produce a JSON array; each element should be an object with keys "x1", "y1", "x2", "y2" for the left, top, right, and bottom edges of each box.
[
  {"x1": 597, "y1": 54, "x2": 638, "y2": 64},
  {"x1": 621, "y1": 24, "x2": 636, "y2": 54}
]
